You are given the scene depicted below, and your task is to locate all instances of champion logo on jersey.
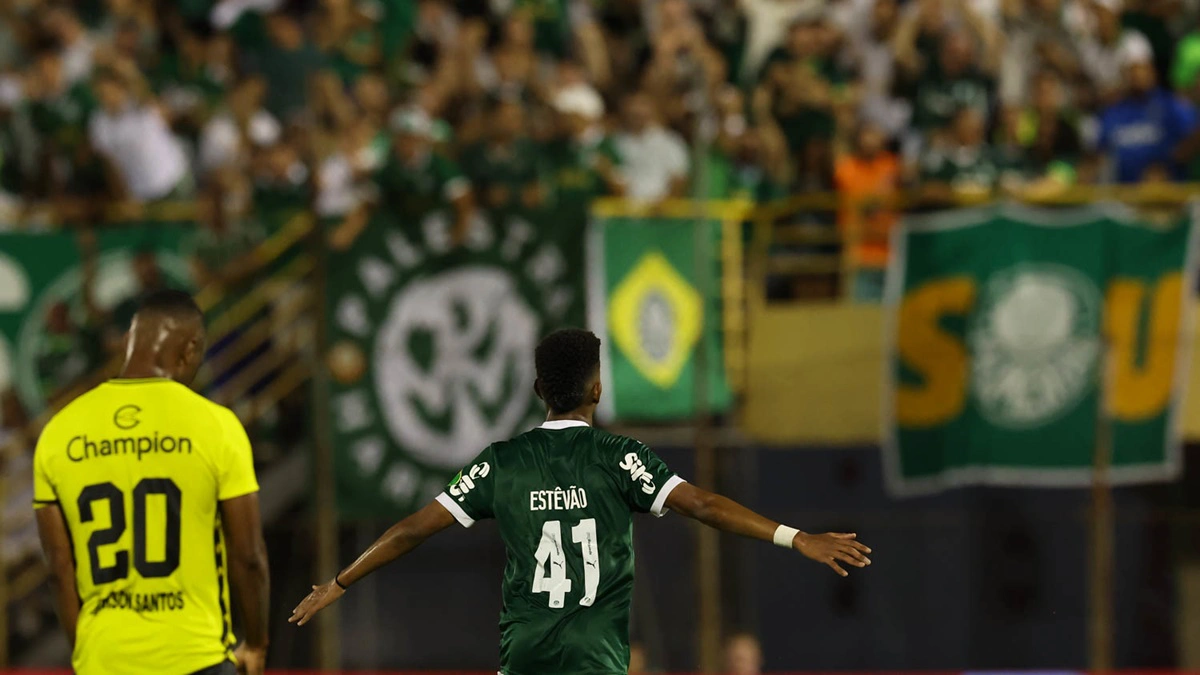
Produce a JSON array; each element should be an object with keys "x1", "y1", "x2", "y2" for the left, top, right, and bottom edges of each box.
[
  {"x1": 113, "y1": 405, "x2": 141, "y2": 430},
  {"x1": 618, "y1": 452, "x2": 656, "y2": 495}
]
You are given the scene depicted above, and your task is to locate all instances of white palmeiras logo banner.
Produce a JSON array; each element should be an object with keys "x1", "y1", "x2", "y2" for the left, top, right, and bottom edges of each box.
[
  {"x1": 968, "y1": 264, "x2": 1102, "y2": 429},
  {"x1": 326, "y1": 210, "x2": 580, "y2": 518},
  {"x1": 884, "y1": 203, "x2": 1198, "y2": 496}
]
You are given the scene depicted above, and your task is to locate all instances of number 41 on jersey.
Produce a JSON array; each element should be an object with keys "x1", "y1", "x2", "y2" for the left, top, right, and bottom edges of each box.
[{"x1": 532, "y1": 518, "x2": 599, "y2": 609}]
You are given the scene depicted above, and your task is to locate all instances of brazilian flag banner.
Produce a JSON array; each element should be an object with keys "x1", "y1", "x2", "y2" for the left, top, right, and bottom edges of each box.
[{"x1": 588, "y1": 214, "x2": 732, "y2": 421}]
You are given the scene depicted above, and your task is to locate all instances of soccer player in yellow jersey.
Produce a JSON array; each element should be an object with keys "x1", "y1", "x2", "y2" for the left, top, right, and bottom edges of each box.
[{"x1": 33, "y1": 290, "x2": 270, "y2": 675}]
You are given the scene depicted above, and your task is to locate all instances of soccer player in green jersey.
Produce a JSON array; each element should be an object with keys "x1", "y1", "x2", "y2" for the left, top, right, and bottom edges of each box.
[{"x1": 290, "y1": 329, "x2": 872, "y2": 674}]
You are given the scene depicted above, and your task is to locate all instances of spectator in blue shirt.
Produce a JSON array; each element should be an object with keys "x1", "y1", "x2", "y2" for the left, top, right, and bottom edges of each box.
[{"x1": 1097, "y1": 42, "x2": 1197, "y2": 183}]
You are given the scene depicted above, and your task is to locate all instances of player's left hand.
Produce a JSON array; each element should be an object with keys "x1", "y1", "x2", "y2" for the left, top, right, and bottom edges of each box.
[
  {"x1": 288, "y1": 580, "x2": 345, "y2": 626},
  {"x1": 794, "y1": 532, "x2": 872, "y2": 577},
  {"x1": 233, "y1": 643, "x2": 266, "y2": 675}
]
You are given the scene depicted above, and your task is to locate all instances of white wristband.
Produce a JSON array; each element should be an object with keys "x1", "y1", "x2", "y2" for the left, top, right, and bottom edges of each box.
[{"x1": 773, "y1": 525, "x2": 800, "y2": 548}]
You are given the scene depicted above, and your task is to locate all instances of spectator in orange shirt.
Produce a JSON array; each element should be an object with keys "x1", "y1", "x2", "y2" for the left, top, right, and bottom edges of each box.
[{"x1": 834, "y1": 123, "x2": 900, "y2": 302}]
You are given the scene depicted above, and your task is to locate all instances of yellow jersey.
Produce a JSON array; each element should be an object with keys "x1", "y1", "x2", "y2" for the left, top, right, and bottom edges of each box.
[{"x1": 33, "y1": 377, "x2": 259, "y2": 675}]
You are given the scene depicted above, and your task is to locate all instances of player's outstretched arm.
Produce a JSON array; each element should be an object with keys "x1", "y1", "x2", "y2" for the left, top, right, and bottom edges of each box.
[
  {"x1": 289, "y1": 499, "x2": 456, "y2": 626},
  {"x1": 221, "y1": 493, "x2": 271, "y2": 674},
  {"x1": 35, "y1": 505, "x2": 81, "y2": 647},
  {"x1": 664, "y1": 482, "x2": 872, "y2": 577}
]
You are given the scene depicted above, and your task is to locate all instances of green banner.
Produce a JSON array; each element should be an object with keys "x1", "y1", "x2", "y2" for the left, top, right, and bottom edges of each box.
[
  {"x1": 885, "y1": 204, "x2": 1198, "y2": 495},
  {"x1": 0, "y1": 226, "x2": 192, "y2": 414},
  {"x1": 588, "y1": 215, "x2": 732, "y2": 421},
  {"x1": 326, "y1": 209, "x2": 584, "y2": 519}
]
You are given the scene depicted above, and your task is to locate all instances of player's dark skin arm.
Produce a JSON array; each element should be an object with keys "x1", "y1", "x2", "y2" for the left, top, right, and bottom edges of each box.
[
  {"x1": 665, "y1": 482, "x2": 872, "y2": 577},
  {"x1": 35, "y1": 504, "x2": 81, "y2": 647},
  {"x1": 288, "y1": 500, "x2": 456, "y2": 626},
  {"x1": 221, "y1": 493, "x2": 271, "y2": 669}
]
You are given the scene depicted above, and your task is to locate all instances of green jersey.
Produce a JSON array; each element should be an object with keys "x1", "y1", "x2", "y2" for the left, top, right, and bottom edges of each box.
[
  {"x1": 436, "y1": 420, "x2": 684, "y2": 675},
  {"x1": 372, "y1": 150, "x2": 468, "y2": 223},
  {"x1": 919, "y1": 144, "x2": 1020, "y2": 190}
]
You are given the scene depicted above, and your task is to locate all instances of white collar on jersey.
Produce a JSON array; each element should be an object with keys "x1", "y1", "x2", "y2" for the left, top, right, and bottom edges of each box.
[{"x1": 539, "y1": 420, "x2": 590, "y2": 430}]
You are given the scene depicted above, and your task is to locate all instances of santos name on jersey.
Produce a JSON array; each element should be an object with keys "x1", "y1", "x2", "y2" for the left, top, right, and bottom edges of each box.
[{"x1": 33, "y1": 378, "x2": 258, "y2": 675}]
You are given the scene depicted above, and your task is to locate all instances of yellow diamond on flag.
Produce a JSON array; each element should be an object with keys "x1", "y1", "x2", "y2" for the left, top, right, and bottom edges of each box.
[{"x1": 608, "y1": 252, "x2": 703, "y2": 389}]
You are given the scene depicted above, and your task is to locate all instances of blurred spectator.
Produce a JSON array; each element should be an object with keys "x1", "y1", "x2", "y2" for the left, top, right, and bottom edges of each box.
[
  {"x1": 844, "y1": 0, "x2": 911, "y2": 138},
  {"x1": 88, "y1": 67, "x2": 191, "y2": 202},
  {"x1": 36, "y1": 300, "x2": 103, "y2": 398},
  {"x1": 542, "y1": 83, "x2": 625, "y2": 203},
  {"x1": 331, "y1": 107, "x2": 473, "y2": 250},
  {"x1": 708, "y1": 85, "x2": 791, "y2": 200},
  {"x1": 26, "y1": 42, "x2": 95, "y2": 196},
  {"x1": 198, "y1": 75, "x2": 281, "y2": 178},
  {"x1": 642, "y1": 0, "x2": 726, "y2": 131},
  {"x1": 1095, "y1": 44, "x2": 1197, "y2": 183},
  {"x1": 153, "y1": 30, "x2": 229, "y2": 138},
  {"x1": 460, "y1": 98, "x2": 541, "y2": 212},
  {"x1": 247, "y1": 9, "x2": 328, "y2": 123},
  {"x1": 0, "y1": 389, "x2": 28, "y2": 448},
  {"x1": 997, "y1": 0, "x2": 1082, "y2": 108},
  {"x1": 40, "y1": 5, "x2": 98, "y2": 87},
  {"x1": 736, "y1": 0, "x2": 815, "y2": 82},
  {"x1": 1075, "y1": 0, "x2": 1154, "y2": 106},
  {"x1": 615, "y1": 92, "x2": 690, "y2": 202},
  {"x1": 314, "y1": 126, "x2": 374, "y2": 221},
  {"x1": 314, "y1": 0, "x2": 384, "y2": 84},
  {"x1": 755, "y1": 17, "x2": 853, "y2": 189},
  {"x1": 920, "y1": 107, "x2": 1019, "y2": 198},
  {"x1": 723, "y1": 633, "x2": 763, "y2": 675},
  {"x1": 1005, "y1": 71, "x2": 1085, "y2": 188},
  {"x1": 252, "y1": 135, "x2": 311, "y2": 219},
  {"x1": 834, "y1": 122, "x2": 900, "y2": 301},
  {"x1": 894, "y1": 0, "x2": 1000, "y2": 154}
]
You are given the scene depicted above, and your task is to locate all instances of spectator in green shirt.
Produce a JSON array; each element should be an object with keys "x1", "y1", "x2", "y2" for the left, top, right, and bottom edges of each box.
[
  {"x1": 246, "y1": 8, "x2": 329, "y2": 123},
  {"x1": 26, "y1": 44, "x2": 96, "y2": 196},
  {"x1": 330, "y1": 107, "x2": 475, "y2": 250},
  {"x1": 541, "y1": 83, "x2": 625, "y2": 205},
  {"x1": 460, "y1": 98, "x2": 542, "y2": 211},
  {"x1": 755, "y1": 17, "x2": 855, "y2": 189},
  {"x1": 1006, "y1": 70, "x2": 1084, "y2": 189},
  {"x1": 920, "y1": 107, "x2": 1021, "y2": 202}
]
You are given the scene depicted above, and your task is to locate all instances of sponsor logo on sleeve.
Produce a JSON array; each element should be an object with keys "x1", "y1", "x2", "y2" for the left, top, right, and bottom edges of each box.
[
  {"x1": 618, "y1": 452, "x2": 656, "y2": 495},
  {"x1": 449, "y1": 462, "x2": 491, "y2": 501}
]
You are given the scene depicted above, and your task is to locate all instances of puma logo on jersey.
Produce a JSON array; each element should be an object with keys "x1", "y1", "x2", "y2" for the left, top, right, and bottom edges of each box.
[
  {"x1": 449, "y1": 462, "x2": 491, "y2": 501},
  {"x1": 618, "y1": 453, "x2": 656, "y2": 495}
]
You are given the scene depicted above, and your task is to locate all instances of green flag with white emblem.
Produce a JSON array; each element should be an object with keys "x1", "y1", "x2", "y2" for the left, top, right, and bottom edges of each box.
[
  {"x1": 0, "y1": 226, "x2": 192, "y2": 413},
  {"x1": 588, "y1": 215, "x2": 732, "y2": 421},
  {"x1": 886, "y1": 204, "x2": 1199, "y2": 495},
  {"x1": 325, "y1": 209, "x2": 583, "y2": 519}
]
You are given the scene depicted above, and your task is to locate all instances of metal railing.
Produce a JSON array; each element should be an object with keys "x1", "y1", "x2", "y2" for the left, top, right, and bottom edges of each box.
[{"x1": 748, "y1": 183, "x2": 1200, "y2": 305}]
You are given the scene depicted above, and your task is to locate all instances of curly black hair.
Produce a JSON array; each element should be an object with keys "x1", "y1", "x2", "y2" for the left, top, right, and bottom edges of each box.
[{"x1": 535, "y1": 329, "x2": 601, "y2": 414}]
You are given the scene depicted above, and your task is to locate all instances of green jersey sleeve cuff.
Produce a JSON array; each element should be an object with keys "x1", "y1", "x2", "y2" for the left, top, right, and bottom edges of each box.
[
  {"x1": 436, "y1": 492, "x2": 476, "y2": 528},
  {"x1": 650, "y1": 475, "x2": 686, "y2": 517}
]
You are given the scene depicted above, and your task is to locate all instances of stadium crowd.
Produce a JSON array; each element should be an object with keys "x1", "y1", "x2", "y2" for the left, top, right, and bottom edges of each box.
[
  {"x1": 2, "y1": 0, "x2": 1199, "y2": 210},
  {"x1": 0, "y1": 0, "x2": 1197, "y2": 299}
]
